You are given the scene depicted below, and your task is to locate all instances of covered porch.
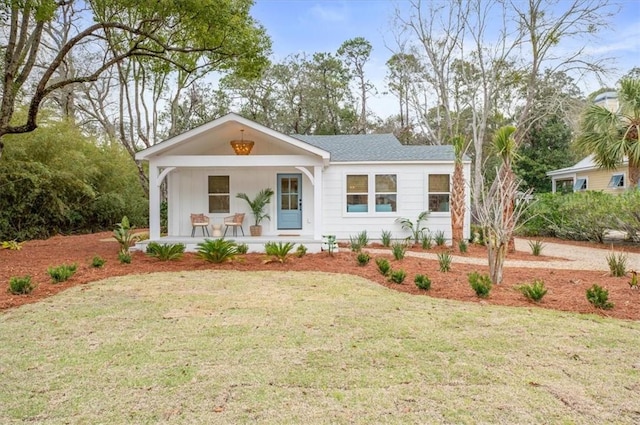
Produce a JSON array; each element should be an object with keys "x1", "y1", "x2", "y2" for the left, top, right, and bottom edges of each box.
[{"x1": 135, "y1": 114, "x2": 331, "y2": 247}]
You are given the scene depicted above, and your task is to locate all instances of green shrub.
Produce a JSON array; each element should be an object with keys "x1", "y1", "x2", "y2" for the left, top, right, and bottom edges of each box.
[
  {"x1": 586, "y1": 284, "x2": 614, "y2": 310},
  {"x1": 437, "y1": 251, "x2": 452, "y2": 272},
  {"x1": 458, "y1": 240, "x2": 468, "y2": 253},
  {"x1": 349, "y1": 230, "x2": 369, "y2": 252},
  {"x1": 90, "y1": 255, "x2": 106, "y2": 268},
  {"x1": 470, "y1": 224, "x2": 484, "y2": 245},
  {"x1": 118, "y1": 251, "x2": 132, "y2": 264},
  {"x1": 197, "y1": 238, "x2": 238, "y2": 263},
  {"x1": 469, "y1": 271, "x2": 492, "y2": 298},
  {"x1": 434, "y1": 231, "x2": 446, "y2": 246},
  {"x1": 389, "y1": 269, "x2": 407, "y2": 284},
  {"x1": 236, "y1": 243, "x2": 249, "y2": 254},
  {"x1": 375, "y1": 258, "x2": 391, "y2": 276},
  {"x1": 2, "y1": 240, "x2": 22, "y2": 250},
  {"x1": 606, "y1": 251, "x2": 627, "y2": 277},
  {"x1": 113, "y1": 216, "x2": 136, "y2": 254},
  {"x1": 396, "y1": 211, "x2": 429, "y2": 244},
  {"x1": 414, "y1": 274, "x2": 431, "y2": 290},
  {"x1": 420, "y1": 232, "x2": 433, "y2": 249},
  {"x1": 391, "y1": 241, "x2": 406, "y2": 260},
  {"x1": 264, "y1": 241, "x2": 295, "y2": 263},
  {"x1": 145, "y1": 242, "x2": 185, "y2": 261},
  {"x1": 528, "y1": 240, "x2": 545, "y2": 256},
  {"x1": 380, "y1": 230, "x2": 392, "y2": 247},
  {"x1": 48, "y1": 263, "x2": 78, "y2": 283},
  {"x1": 295, "y1": 244, "x2": 307, "y2": 258},
  {"x1": 517, "y1": 279, "x2": 548, "y2": 302},
  {"x1": 322, "y1": 235, "x2": 337, "y2": 256},
  {"x1": 356, "y1": 252, "x2": 371, "y2": 266},
  {"x1": 8, "y1": 276, "x2": 35, "y2": 295}
]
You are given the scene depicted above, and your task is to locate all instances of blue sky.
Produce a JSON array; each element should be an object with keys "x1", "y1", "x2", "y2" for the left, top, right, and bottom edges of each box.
[{"x1": 251, "y1": 0, "x2": 639, "y2": 118}]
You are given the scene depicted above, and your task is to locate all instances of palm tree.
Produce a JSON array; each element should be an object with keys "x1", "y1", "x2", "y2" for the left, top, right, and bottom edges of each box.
[
  {"x1": 577, "y1": 78, "x2": 640, "y2": 188},
  {"x1": 492, "y1": 125, "x2": 519, "y2": 254},
  {"x1": 450, "y1": 135, "x2": 467, "y2": 250}
]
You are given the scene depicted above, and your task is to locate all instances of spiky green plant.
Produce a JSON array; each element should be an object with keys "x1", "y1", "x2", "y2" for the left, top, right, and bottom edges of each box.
[
  {"x1": 434, "y1": 231, "x2": 446, "y2": 246},
  {"x1": 264, "y1": 241, "x2": 295, "y2": 263},
  {"x1": 517, "y1": 279, "x2": 548, "y2": 302},
  {"x1": 586, "y1": 284, "x2": 614, "y2": 309},
  {"x1": 380, "y1": 230, "x2": 392, "y2": 247},
  {"x1": 349, "y1": 230, "x2": 369, "y2": 252},
  {"x1": 421, "y1": 232, "x2": 433, "y2": 249},
  {"x1": 437, "y1": 251, "x2": 452, "y2": 272},
  {"x1": 236, "y1": 243, "x2": 249, "y2": 254},
  {"x1": 197, "y1": 239, "x2": 238, "y2": 263},
  {"x1": 389, "y1": 269, "x2": 407, "y2": 284},
  {"x1": 396, "y1": 211, "x2": 429, "y2": 244},
  {"x1": 469, "y1": 271, "x2": 492, "y2": 298},
  {"x1": 458, "y1": 239, "x2": 468, "y2": 253},
  {"x1": 236, "y1": 188, "x2": 275, "y2": 226},
  {"x1": 356, "y1": 252, "x2": 371, "y2": 266},
  {"x1": 8, "y1": 276, "x2": 35, "y2": 295},
  {"x1": 90, "y1": 256, "x2": 106, "y2": 268},
  {"x1": 295, "y1": 244, "x2": 307, "y2": 258},
  {"x1": 2, "y1": 240, "x2": 22, "y2": 250},
  {"x1": 48, "y1": 263, "x2": 78, "y2": 283},
  {"x1": 414, "y1": 274, "x2": 431, "y2": 290},
  {"x1": 145, "y1": 242, "x2": 186, "y2": 261},
  {"x1": 391, "y1": 241, "x2": 406, "y2": 260},
  {"x1": 528, "y1": 240, "x2": 545, "y2": 256},
  {"x1": 375, "y1": 258, "x2": 391, "y2": 276},
  {"x1": 606, "y1": 250, "x2": 627, "y2": 277},
  {"x1": 113, "y1": 216, "x2": 136, "y2": 254}
]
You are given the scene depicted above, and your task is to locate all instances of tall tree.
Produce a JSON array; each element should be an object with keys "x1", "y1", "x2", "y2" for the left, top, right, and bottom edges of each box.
[
  {"x1": 450, "y1": 135, "x2": 468, "y2": 249},
  {"x1": 0, "y1": 0, "x2": 270, "y2": 158},
  {"x1": 385, "y1": 52, "x2": 423, "y2": 136},
  {"x1": 338, "y1": 37, "x2": 374, "y2": 133},
  {"x1": 577, "y1": 77, "x2": 640, "y2": 188}
]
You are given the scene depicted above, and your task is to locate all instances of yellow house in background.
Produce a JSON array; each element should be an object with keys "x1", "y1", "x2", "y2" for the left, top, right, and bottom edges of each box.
[{"x1": 546, "y1": 155, "x2": 629, "y2": 194}]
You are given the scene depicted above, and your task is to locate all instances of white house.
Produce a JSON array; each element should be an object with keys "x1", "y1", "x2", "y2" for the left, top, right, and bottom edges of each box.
[{"x1": 134, "y1": 113, "x2": 471, "y2": 251}]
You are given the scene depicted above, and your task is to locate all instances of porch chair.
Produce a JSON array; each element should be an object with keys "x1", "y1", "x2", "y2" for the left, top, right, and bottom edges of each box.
[
  {"x1": 223, "y1": 213, "x2": 245, "y2": 237},
  {"x1": 190, "y1": 213, "x2": 210, "y2": 237}
]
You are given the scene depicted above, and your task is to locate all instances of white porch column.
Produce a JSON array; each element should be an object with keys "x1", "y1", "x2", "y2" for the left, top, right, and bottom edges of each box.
[
  {"x1": 313, "y1": 166, "x2": 323, "y2": 240},
  {"x1": 148, "y1": 162, "x2": 161, "y2": 240}
]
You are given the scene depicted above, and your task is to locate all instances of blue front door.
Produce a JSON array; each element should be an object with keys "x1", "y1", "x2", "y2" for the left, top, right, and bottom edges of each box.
[{"x1": 277, "y1": 174, "x2": 302, "y2": 230}]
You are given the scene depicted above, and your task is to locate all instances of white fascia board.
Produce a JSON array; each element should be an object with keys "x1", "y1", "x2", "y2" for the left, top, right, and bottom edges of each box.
[
  {"x1": 152, "y1": 155, "x2": 324, "y2": 168},
  {"x1": 135, "y1": 113, "x2": 330, "y2": 163}
]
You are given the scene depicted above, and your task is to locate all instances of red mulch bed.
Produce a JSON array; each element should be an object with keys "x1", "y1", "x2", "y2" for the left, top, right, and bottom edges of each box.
[{"x1": 1, "y1": 232, "x2": 638, "y2": 321}]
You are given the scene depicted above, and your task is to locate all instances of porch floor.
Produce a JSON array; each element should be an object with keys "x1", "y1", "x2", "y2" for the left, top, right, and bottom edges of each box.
[{"x1": 134, "y1": 234, "x2": 323, "y2": 253}]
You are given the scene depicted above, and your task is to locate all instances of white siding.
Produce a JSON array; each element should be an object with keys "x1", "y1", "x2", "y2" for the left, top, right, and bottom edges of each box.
[
  {"x1": 321, "y1": 163, "x2": 470, "y2": 243},
  {"x1": 167, "y1": 167, "x2": 316, "y2": 236}
]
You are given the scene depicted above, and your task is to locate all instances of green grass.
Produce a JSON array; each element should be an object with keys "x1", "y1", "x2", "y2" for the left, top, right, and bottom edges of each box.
[{"x1": 1, "y1": 271, "x2": 639, "y2": 424}]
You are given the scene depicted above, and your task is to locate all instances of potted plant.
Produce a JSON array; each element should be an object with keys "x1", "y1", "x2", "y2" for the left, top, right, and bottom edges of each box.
[{"x1": 236, "y1": 188, "x2": 275, "y2": 236}]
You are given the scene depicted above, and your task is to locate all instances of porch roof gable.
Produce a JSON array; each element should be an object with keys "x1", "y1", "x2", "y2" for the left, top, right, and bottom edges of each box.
[{"x1": 135, "y1": 113, "x2": 331, "y2": 162}]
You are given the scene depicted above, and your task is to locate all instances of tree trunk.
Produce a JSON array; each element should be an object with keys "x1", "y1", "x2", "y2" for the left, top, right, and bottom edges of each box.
[
  {"x1": 487, "y1": 239, "x2": 507, "y2": 285},
  {"x1": 629, "y1": 160, "x2": 640, "y2": 189},
  {"x1": 451, "y1": 161, "x2": 465, "y2": 249}
]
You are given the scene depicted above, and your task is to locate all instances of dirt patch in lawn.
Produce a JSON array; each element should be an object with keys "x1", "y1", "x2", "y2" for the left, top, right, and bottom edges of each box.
[{"x1": 1, "y1": 232, "x2": 638, "y2": 320}]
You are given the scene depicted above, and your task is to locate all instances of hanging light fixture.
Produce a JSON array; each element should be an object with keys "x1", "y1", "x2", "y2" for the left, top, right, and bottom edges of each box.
[{"x1": 230, "y1": 129, "x2": 254, "y2": 155}]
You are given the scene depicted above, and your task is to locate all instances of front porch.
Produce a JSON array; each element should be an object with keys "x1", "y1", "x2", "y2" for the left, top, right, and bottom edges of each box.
[{"x1": 135, "y1": 234, "x2": 325, "y2": 253}]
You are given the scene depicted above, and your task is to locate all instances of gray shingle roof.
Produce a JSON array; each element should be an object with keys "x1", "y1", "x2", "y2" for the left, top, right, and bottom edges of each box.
[{"x1": 293, "y1": 134, "x2": 456, "y2": 162}]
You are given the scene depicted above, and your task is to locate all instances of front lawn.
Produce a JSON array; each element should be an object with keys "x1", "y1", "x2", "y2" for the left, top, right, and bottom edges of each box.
[{"x1": 1, "y1": 271, "x2": 638, "y2": 424}]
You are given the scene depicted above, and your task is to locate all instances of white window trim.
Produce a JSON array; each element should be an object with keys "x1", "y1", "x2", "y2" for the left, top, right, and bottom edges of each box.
[
  {"x1": 427, "y1": 174, "x2": 451, "y2": 214},
  {"x1": 208, "y1": 175, "x2": 230, "y2": 214},
  {"x1": 573, "y1": 177, "x2": 587, "y2": 192},
  {"x1": 608, "y1": 173, "x2": 625, "y2": 189},
  {"x1": 343, "y1": 173, "x2": 399, "y2": 216}
]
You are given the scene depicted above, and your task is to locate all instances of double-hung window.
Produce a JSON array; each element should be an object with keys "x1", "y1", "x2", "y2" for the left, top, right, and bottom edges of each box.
[
  {"x1": 346, "y1": 174, "x2": 398, "y2": 213},
  {"x1": 375, "y1": 174, "x2": 397, "y2": 212},
  {"x1": 208, "y1": 176, "x2": 230, "y2": 213},
  {"x1": 428, "y1": 174, "x2": 450, "y2": 212},
  {"x1": 346, "y1": 175, "x2": 369, "y2": 213}
]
